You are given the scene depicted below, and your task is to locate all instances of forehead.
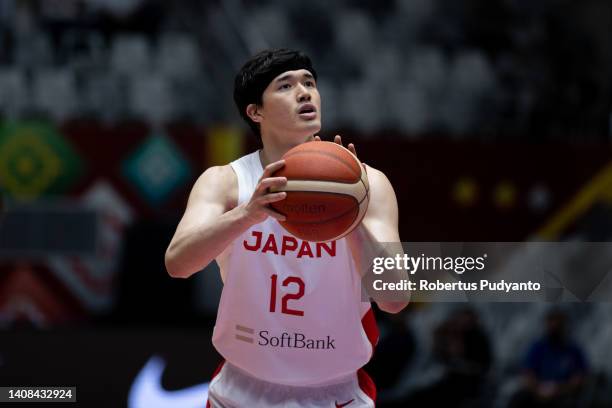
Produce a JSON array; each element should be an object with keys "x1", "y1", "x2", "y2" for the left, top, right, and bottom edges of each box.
[{"x1": 271, "y1": 69, "x2": 314, "y2": 83}]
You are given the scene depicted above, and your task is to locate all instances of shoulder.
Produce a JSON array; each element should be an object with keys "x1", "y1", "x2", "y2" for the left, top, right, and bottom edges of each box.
[
  {"x1": 364, "y1": 164, "x2": 392, "y2": 186},
  {"x1": 191, "y1": 164, "x2": 238, "y2": 209},
  {"x1": 364, "y1": 164, "x2": 384, "y2": 179},
  {"x1": 361, "y1": 164, "x2": 399, "y2": 233},
  {"x1": 199, "y1": 164, "x2": 236, "y2": 181},
  {"x1": 364, "y1": 164, "x2": 396, "y2": 199}
]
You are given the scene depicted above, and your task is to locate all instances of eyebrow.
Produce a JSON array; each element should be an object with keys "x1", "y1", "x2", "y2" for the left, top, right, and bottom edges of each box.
[{"x1": 275, "y1": 72, "x2": 314, "y2": 83}]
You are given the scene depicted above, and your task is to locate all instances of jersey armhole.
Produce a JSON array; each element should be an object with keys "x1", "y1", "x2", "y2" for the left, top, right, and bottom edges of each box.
[
  {"x1": 229, "y1": 160, "x2": 251, "y2": 206},
  {"x1": 224, "y1": 163, "x2": 240, "y2": 209}
]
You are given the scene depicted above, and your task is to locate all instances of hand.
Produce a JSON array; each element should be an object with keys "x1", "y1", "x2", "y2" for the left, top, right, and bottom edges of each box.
[
  {"x1": 314, "y1": 134, "x2": 357, "y2": 156},
  {"x1": 314, "y1": 134, "x2": 366, "y2": 172},
  {"x1": 241, "y1": 160, "x2": 287, "y2": 225}
]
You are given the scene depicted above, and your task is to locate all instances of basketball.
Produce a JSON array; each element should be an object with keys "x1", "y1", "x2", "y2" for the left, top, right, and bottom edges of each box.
[{"x1": 270, "y1": 141, "x2": 369, "y2": 242}]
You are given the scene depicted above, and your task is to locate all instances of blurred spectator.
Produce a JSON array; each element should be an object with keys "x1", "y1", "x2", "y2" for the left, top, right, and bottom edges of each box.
[
  {"x1": 399, "y1": 307, "x2": 492, "y2": 407},
  {"x1": 508, "y1": 308, "x2": 588, "y2": 408}
]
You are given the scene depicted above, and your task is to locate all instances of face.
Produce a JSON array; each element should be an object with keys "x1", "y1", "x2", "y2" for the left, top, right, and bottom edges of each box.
[{"x1": 247, "y1": 69, "x2": 321, "y2": 146}]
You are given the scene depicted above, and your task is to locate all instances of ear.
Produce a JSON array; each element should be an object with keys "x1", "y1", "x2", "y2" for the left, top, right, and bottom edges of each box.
[{"x1": 246, "y1": 104, "x2": 263, "y2": 123}]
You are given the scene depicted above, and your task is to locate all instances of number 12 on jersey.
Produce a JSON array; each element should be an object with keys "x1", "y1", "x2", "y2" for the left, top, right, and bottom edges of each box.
[{"x1": 269, "y1": 274, "x2": 305, "y2": 316}]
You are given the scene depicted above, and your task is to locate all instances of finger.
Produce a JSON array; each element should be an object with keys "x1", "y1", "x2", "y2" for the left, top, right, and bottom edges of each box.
[
  {"x1": 262, "y1": 206, "x2": 287, "y2": 222},
  {"x1": 262, "y1": 160, "x2": 285, "y2": 178},
  {"x1": 334, "y1": 134, "x2": 342, "y2": 145},
  {"x1": 256, "y1": 177, "x2": 287, "y2": 194},
  {"x1": 348, "y1": 143, "x2": 357, "y2": 156},
  {"x1": 314, "y1": 135, "x2": 321, "y2": 142},
  {"x1": 259, "y1": 191, "x2": 287, "y2": 204}
]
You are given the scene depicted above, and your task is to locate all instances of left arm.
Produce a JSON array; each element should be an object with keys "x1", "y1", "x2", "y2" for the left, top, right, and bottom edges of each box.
[{"x1": 345, "y1": 165, "x2": 409, "y2": 314}]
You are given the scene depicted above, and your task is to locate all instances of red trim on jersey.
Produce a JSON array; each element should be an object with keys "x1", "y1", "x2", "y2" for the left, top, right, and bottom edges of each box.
[
  {"x1": 206, "y1": 360, "x2": 226, "y2": 408},
  {"x1": 361, "y1": 307, "x2": 379, "y2": 354},
  {"x1": 357, "y1": 368, "x2": 377, "y2": 405}
]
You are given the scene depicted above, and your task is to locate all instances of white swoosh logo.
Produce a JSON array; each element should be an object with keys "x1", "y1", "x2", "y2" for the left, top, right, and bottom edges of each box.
[{"x1": 128, "y1": 355, "x2": 209, "y2": 408}]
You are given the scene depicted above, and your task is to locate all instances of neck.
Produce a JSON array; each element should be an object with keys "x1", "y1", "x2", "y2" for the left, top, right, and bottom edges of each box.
[{"x1": 258, "y1": 144, "x2": 284, "y2": 168}]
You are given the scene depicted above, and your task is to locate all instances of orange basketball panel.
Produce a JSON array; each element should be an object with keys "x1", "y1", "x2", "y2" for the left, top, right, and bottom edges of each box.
[
  {"x1": 279, "y1": 206, "x2": 359, "y2": 242},
  {"x1": 275, "y1": 141, "x2": 361, "y2": 183}
]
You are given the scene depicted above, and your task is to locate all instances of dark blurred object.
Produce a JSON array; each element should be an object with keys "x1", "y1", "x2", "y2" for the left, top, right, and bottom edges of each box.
[
  {"x1": 110, "y1": 218, "x2": 201, "y2": 326},
  {"x1": 508, "y1": 309, "x2": 588, "y2": 408},
  {"x1": 0, "y1": 328, "x2": 218, "y2": 408},
  {"x1": 397, "y1": 307, "x2": 492, "y2": 407},
  {"x1": 0, "y1": 204, "x2": 97, "y2": 256},
  {"x1": 0, "y1": 190, "x2": 4, "y2": 221},
  {"x1": 433, "y1": 308, "x2": 492, "y2": 379},
  {"x1": 365, "y1": 307, "x2": 415, "y2": 390}
]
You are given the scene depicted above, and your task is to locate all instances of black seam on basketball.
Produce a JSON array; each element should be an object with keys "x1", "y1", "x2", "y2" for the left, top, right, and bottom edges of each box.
[
  {"x1": 325, "y1": 194, "x2": 368, "y2": 241},
  {"x1": 360, "y1": 176, "x2": 370, "y2": 198},
  {"x1": 357, "y1": 189, "x2": 369, "y2": 205},
  {"x1": 282, "y1": 149, "x2": 361, "y2": 183}
]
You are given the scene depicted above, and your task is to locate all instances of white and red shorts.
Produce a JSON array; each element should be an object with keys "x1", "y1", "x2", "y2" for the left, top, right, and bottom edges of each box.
[{"x1": 206, "y1": 361, "x2": 376, "y2": 408}]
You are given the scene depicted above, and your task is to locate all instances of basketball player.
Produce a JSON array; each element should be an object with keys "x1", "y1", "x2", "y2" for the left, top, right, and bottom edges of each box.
[{"x1": 165, "y1": 48, "x2": 408, "y2": 407}]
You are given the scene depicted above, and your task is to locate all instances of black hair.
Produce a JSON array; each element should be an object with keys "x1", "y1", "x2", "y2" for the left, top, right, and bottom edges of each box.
[{"x1": 234, "y1": 48, "x2": 318, "y2": 138}]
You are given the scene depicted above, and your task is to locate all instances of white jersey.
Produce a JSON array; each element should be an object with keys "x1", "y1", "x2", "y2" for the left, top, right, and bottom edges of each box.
[{"x1": 213, "y1": 150, "x2": 378, "y2": 387}]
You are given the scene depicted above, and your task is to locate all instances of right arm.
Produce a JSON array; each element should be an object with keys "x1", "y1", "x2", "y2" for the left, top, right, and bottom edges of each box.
[{"x1": 165, "y1": 160, "x2": 287, "y2": 278}]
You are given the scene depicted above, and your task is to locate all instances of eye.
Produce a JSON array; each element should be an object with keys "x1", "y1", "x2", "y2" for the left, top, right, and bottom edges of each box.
[
  {"x1": 305, "y1": 80, "x2": 316, "y2": 88},
  {"x1": 279, "y1": 83, "x2": 291, "y2": 90}
]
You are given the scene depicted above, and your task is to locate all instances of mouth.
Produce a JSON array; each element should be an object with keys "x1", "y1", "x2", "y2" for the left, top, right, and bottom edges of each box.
[{"x1": 297, "y1": 104, "x2": 317, "y2": 120}]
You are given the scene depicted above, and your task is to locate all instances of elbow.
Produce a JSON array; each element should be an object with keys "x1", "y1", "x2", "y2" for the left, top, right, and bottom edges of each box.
[
  {"x1": 164, "y1": 245, "x2": 207, "y2": 279},
  {"x1": 377, "y1": 301, "x2": 409, "y2": 314},
  {"x1": 165, "y1": 247, "x2": 189, "y2": 279}
]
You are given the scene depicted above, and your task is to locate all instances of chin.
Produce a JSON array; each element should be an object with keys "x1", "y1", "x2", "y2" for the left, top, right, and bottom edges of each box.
[
  {"x1": 301, "y1": 120, "x2": 321, "y2": 135},
  {"x1": 280, "y1": 121, "x2": 321, "y2": 145}
]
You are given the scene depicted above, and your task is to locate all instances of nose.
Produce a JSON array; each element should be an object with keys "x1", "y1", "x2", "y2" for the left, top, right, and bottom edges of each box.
[{"x1": 296, "y1": 84, "x2": 311, "y2": 102}]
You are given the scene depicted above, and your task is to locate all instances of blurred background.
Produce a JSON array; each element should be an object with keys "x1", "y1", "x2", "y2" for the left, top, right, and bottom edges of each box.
[{"x1": 0, "y1": 0, "x2": 611, "y2": 406}]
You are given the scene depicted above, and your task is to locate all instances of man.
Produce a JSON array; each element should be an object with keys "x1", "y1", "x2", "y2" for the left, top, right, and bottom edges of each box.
[
  {"x1": 165, "y1": 48, "x2": 408, "y2": 407},
  {"x1": 509, "y1": 309, "x2": 588, "y2": 408}
]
